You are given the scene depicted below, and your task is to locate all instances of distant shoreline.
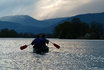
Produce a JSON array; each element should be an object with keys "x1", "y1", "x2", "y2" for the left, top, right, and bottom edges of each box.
[{"x1": 0, "y1": 37, "x2": 104, "y2": 40}]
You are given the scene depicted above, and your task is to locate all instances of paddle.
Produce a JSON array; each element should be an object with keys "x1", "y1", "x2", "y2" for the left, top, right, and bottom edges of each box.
[
  {"x1": 20, "y1": 44, "x2": 31, "y2": 50},
  {"x1": 50, "y1": 41, "x2": 60, "y2": 49},
  {"x1": 20, "y1": 41, "x2": 60, "y2": 50}
]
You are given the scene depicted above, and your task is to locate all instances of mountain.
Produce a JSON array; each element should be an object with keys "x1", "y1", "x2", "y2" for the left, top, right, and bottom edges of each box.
[
  {"x1": 0, "y1": 15, "x2": 64, "y2": 27},
  {"x1": 0, "y1": 12, "x2": 104, "y2": 34},
  {"x1": 76, "y1": 12, "x2": 104, "y2": 24},
  {"x1": 0, "y1": 21, "x2": 40, "y2": 33},
  {"x1": 0, "y1": 15, "x2": 43, "y2": 27},
  {"x1": 60, "y1": 12, "x2": 104, "y2": 24}
]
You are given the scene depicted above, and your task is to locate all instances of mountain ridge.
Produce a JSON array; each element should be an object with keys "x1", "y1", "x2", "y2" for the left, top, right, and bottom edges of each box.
[{"x1": 0, "y1": 12, "x2": 104, "y2": 34}]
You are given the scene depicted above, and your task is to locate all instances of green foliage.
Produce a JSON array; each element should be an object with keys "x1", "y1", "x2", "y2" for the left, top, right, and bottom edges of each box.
[
  {"x1": 89, "y1": 22, "x2": 104, "y2": 39},
  {"x1": 0, "y1": 28, "x2": 36, "y2": 38},
  {"x1": 54, "y1": 17, "x2": 104, "y2": 39},
  {"x1": 0, "y1": 28, "x2": 9, "y2": 37},
  {"x1": 54, "y1": 22, "x2": 72, "y2": 38},
  {"x1": 8, "y1": 30, "x2": 18, "y2": 37}
]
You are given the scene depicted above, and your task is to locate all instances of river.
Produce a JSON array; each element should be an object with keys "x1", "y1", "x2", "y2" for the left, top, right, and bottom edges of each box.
[{"x1": 0, "y1": 38, "x2": 104, "y2": 70}]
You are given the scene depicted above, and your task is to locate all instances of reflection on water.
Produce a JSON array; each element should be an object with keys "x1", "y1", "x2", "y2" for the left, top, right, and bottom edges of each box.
[{"x1": 0, "y1": 38, "x2": 104, "y2": 70}]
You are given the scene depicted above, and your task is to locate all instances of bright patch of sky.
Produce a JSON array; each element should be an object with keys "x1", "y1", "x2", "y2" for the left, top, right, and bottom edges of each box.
[{"x1": 0, "y1": 0, "x2": 104, "y2": 20}]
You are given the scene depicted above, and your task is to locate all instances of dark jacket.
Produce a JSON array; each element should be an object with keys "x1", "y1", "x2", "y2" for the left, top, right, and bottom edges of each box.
[
  {"x1": 31, "y1": 38, "x2": 49, "y2": 53},
  {"x1": 31, "y1": 38, "x2": 49, "y2": 47}
]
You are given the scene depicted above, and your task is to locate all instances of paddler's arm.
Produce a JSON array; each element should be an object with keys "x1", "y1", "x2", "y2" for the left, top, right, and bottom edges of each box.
[
  {"x1": 46, "y1": 40, "x2": 49, "y2": 44},
  {"x1": 31, "y1": 39, "x2": 35, "y2": 45}
]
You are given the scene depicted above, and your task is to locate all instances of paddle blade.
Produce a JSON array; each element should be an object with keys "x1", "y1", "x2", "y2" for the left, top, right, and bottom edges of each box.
[
  {"x1": 20, "y1": 45, "x2": 28, "y2": 50},
  {"x1": 53, "y1": 43, "x2": 60, "y2": 49}
]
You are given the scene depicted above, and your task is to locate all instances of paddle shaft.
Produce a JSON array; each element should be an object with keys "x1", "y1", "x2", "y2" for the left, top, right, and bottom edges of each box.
[{"x1": 49, "y1": 41, "x2": 60, "y2": 49}]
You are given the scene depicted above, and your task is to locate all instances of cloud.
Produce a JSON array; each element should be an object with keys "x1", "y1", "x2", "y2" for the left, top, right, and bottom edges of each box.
[
  {"x1": 31, "y1": 0, "x2": 104, "y2": 20},
  {"x1": 32, "y1": 0, "x2": 91, "y2": 20},
  {"x1": 0, "y1": 0, "x2": 104, "y2": 20},
  {"x1": 0, "y1": 0, "x2": 37, "y2": 16}
]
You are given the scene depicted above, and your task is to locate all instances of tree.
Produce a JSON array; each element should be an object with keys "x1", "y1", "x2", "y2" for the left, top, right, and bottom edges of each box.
[
  {"x1": 54, "y1": 18, "x2": 91, "y2": 39},
  {"x1": 0, "y1": 28, "x2": 36, "y2": 38},
  {"x1": 18, "y1": 32, "x2": 24, "y2": 37},
  {"x1": 8, "y1": 29, "x2": 18, "y2": 37},
  {"x1": 23, "y1": 33, "x2": 29, "y2": 38},
  {"x1": 54, "y1": 22, "x2": 72, "y2": 38},
  {"x1": 72, "y1": 17, "x2": 81, "y2": 24},
  {"x1": 71, "y1": 17, "x2": 90, "y2": 38},
  {"x1": 0, "y1": 28, "x2": 9, "y2": 37},
  {"x1": 90, "y1": 22, "x2": 104, "y2": 39}
]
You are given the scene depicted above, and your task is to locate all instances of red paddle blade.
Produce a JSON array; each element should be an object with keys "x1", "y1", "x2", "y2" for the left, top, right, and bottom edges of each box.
[
  {"x1": 20, "y1": 45, "x2": 28, "y2": 50},
  {"x1": 53, "y1": 43, "x2": 60, "y2": 49}
]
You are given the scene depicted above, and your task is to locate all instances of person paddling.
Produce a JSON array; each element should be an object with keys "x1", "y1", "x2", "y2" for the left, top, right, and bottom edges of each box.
[{"x1": 31, "y1": 34, "x2": 49, "y2": 54}]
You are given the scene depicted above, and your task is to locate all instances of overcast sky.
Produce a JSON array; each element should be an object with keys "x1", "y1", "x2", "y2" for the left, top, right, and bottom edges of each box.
[{"x1": 0, "y1": 0, "x2": 104, "y2": 20}]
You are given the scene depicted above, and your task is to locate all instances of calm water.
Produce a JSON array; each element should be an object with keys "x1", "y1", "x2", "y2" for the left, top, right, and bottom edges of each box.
[{"x1": 0, "y1": 38, "x2": 104, "y2": 70}]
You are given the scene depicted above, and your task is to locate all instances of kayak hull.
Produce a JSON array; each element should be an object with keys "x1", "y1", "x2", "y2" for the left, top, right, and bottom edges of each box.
[{"x1": 33, "y1": 46, "x2": 49, "y2": 54}]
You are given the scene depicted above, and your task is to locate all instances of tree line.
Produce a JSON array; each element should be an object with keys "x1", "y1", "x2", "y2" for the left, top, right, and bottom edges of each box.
[
  {"x1": 0, "y1": 28, "x2": 36, "y2": 38},
  {"x1": 54, "y1": 17, "x2": 104, "y2": 39},
  {"x1": 0, "y1": 17, "x2": 104, "y2": 39},
  {"x1": 0, "y1": 28, "x2": 53, "y2": 38}
]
